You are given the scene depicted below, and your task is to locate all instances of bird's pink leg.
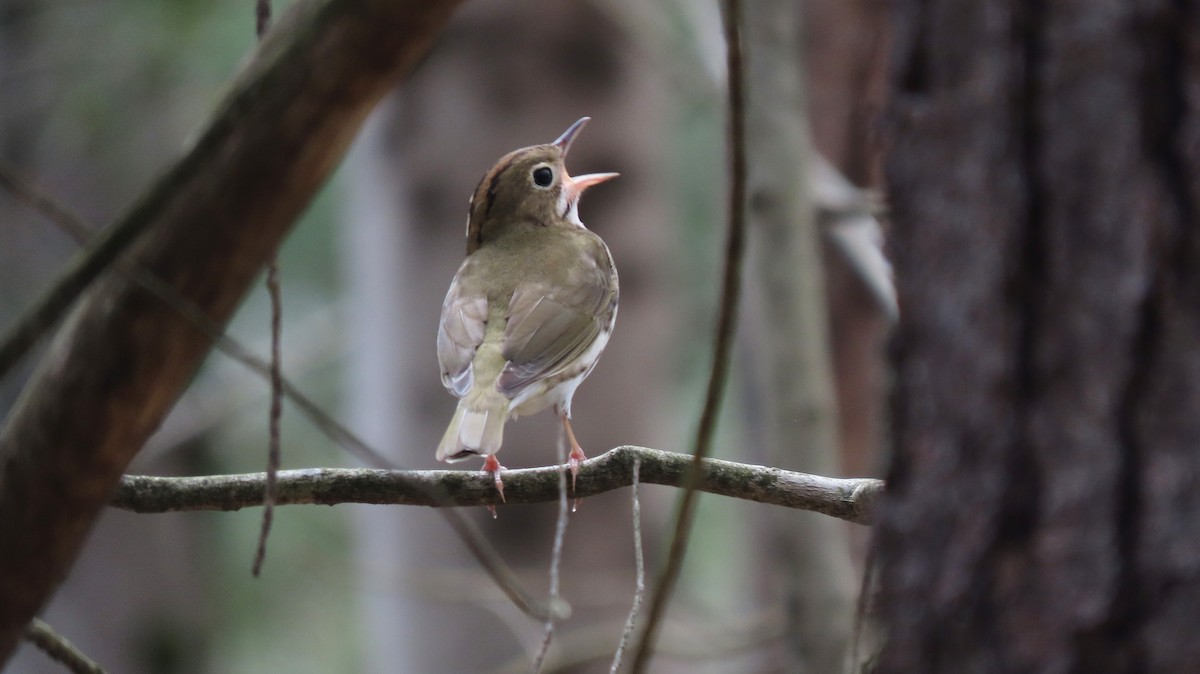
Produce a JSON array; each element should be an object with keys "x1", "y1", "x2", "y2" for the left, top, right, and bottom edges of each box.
[
  {"x1": 482, "y1": 454, "x2": 506, "y2": 518},
  {"x1": 560, "y1": 415, "x2": 587, "y2": 493}
]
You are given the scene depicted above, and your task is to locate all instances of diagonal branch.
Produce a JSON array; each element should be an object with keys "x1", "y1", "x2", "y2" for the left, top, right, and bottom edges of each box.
[
  {"x1": 0, "y1": 0, "x2": 464, "y2": 663},
  {"x1": 610, "y1": 457, "x2": 645, "y2": 674},
  {"x1": 631, "y1": 0, "x2": 747, "y2": 670},
  {"x1": 112, "y1": 447, "x2": 883, "y2": 525},
  {"x1": 1, "y1": 162, "x2": 560, "y2": 623},
  {"x1": 253, "y1": 0, "x2": 284, "y2": 581},
  {"x1": 24, "y1": 620, "x2": 106, "y2": 674}
]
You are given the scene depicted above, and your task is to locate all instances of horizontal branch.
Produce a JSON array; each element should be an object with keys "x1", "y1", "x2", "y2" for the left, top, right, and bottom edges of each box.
[{"x1": 113, "y1": 446, "x2": 883, "y2": 525}]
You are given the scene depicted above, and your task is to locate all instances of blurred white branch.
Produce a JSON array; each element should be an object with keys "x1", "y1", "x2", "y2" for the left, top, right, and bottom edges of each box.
[
  {"x1": 813, "y1": 155, "x2": 898, "y2": 321},
  {"x1": 23, "y1": 619, "x2": 106, "y2": 674}
]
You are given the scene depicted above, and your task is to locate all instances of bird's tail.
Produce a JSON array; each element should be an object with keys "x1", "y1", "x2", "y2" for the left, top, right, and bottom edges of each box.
[{"x1": 436, "y1": 400, "x2": 509, "y2": 462}]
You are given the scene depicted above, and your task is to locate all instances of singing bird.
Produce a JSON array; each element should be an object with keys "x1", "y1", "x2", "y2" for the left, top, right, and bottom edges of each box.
[{"x1": 436, "y1": 117, "x2": 619, "y2": 502}]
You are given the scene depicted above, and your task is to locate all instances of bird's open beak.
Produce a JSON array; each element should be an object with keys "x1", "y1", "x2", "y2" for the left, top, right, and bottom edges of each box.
[
  {"x1": 553, "y1": 117, "x2": 591, "y2": 158},
  {"x1": 559, "y1": 171, "x2": 618, "y2": 225},
  {"x1": 555, "y1": 117, "x2": 618, "y2": 198},
  {"x1": 563, "y1": 172, "x2": 619, "y2": 201}
]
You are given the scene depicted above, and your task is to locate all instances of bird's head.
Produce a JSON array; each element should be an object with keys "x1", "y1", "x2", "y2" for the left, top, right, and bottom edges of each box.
[{"x1": 465, "y1": 117, "x2": 618, "y2": 254}]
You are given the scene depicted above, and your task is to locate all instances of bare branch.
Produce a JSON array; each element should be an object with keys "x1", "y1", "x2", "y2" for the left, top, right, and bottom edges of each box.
[
  {"x1": 0, "y1": 167, "x2": 94, "y2": 243},
  {"x1": 252, "y1": 0, "x2": 282, "y2": 581},
  {"x1": 630, "y1": 1, "x2": 747, "y2": 670},
  {"x1": 495, "y1": 608, "x2": 788, "y2": 674},
  {"x1": 256, "y1": 0, "x2": 272, "y2": 37},
  {"x1": 0, "y1": 0, "x2": 464, "y2": 662},
  {"x1": 533, "y1": 433, "x2": 573, "y2": 672},
  {"x1": 609, "y1": 457, "x2": 644, "y2": 674},
  {"x1": 24, "y1": 619, "x2": 106, "y2": 674},
  {"x1": 252, "y1": 259, "x2": 284, "y2": 577},
  {"x1": 112, "y1": 447, "x2": 882, "y2": 524}
]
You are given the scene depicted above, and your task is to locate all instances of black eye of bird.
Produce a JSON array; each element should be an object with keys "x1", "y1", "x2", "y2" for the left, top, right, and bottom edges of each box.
[{"x1": 532, "y1": 166, "x2": 554, "y2": 188}]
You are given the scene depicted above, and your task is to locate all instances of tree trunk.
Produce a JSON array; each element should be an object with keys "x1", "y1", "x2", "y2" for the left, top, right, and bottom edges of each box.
[
  {"x1": 877, "y1": 2, "x2": 1200, "y2": 672},
  {"x1": 0, "y1": 0, "x2": 462, "y2": 663}
]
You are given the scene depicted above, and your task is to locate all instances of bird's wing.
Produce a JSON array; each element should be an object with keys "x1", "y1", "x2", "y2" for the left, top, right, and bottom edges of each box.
[
  {"x1": 437, "y1": 272, "x2": 489, "y2": 398},
  {"x1": 496, "y1": 260, "x2": 615, "y2": 398}
]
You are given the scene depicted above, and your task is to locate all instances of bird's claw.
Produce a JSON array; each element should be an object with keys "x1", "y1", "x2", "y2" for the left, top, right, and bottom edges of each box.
[
  {"x1": 482, "y1": 455, "x2": 507, "y2": 517},
  {"x1": 567, "y1": 445, "x2": 587, "y2": 512}
]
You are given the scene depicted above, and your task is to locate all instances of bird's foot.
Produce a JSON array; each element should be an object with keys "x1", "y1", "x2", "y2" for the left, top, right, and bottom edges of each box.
[
  {"x1": 567, "y1": 445, "x2": 587, "y2": 512},
  {"x1": 482, "y1": 454, "x2": 506, "y2": 518},
  {"x1": 559, "y1": 414, "x2": 588, "y2": 512},
  {"x1": 567, "y1": 445, "x2": 587, "y2": 492}
]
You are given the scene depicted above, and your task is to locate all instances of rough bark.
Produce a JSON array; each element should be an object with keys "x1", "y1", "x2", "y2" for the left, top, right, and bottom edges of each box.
[
  {"x1": 0, "y1": 0, "x2": 463, "y2": 663},
  {"x1": 877, "y1": 1, "x2": 1200, "y2": 671}
]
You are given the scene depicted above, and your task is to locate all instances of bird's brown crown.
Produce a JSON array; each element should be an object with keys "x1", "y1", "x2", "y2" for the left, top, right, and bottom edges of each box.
[
  {"x1": 465, "y1": 145, "x2": 566, "y2": 255},
  {"x1": 462, "y1": 117, "x2": 618, "y2": 256}
]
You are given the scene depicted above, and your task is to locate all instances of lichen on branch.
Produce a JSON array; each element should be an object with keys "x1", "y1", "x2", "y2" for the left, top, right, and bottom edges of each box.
[{"x1": 114, "y1": 446, "x2": 882, "y2": 525}]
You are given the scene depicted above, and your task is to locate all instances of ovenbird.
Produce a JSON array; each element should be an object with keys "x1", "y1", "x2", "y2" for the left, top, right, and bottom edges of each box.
[{"x1": 435, "y1": 117, "x2": 619, "y2": 502}]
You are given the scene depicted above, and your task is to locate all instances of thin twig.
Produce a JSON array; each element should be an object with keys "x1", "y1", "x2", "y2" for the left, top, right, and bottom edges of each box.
[
  {"x1": 849, "y1": 541, "x2": 880, "y2": 673},
  {"x1": 24, "y1": 619, "x2": 106, "y2": 674},
  {"x1": 495, "y1": 607, "x2": 788, "y2": 674},
  {"x1": 441, "y1": 506, "x2": 570, "y2": 622},
  {"x1": 0, "y1": 163, "x2": 557, "y2": 621},
  {"x1": 0, "y1": 163, "x2": 123, "y2": 400},
  {"x1": 250, "y1": 0, "x2": 281, "y2": 581},
  {"x1": 215, "y1": 313, "x2": 562, "y2": 621},
  {"x1": 0, "y1": 184, "x2": 156, "y2": 380},
  {"x1": 252, "y1": 259, "x2": 284, "y2": 577},
  {"x1": 256, "y1": 0, "x2": 272, "y2": 37},
  {"x1": 0, "y1": 167, "x2": 93, "y2": 242},
  {"x1": 610, "y1": 457, "x2": 644, "y2": 674},
  {"x1": 533, "y1": 427, "x2": 573, "y2": 672},
  {"x1": 0, "y1": 161, "x2": 394, "y2": 470},
  {"x1": 114, "y1": 446, "x2": 883, "y2": 523},
  {"x1": 629, "y1": 0, "x2": 747, "y2": 671}
]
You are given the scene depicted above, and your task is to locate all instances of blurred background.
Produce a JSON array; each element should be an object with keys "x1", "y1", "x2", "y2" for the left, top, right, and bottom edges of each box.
[{"x1": 0, "y1": 0, "x2": 891, "y2": 672}]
